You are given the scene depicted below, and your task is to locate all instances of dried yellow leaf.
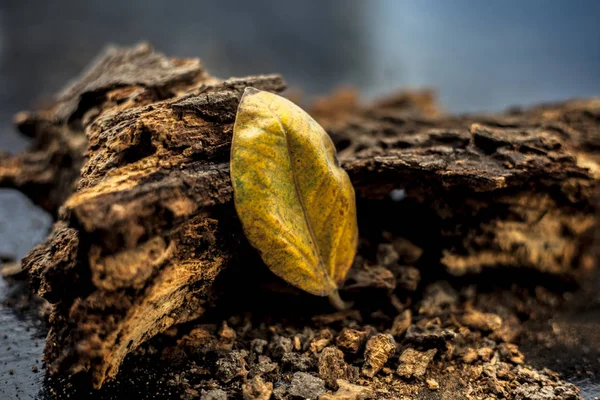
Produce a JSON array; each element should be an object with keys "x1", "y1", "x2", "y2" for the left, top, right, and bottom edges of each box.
[{"x1": 231, "y1": 88, "x2": 358, "y2": 306}]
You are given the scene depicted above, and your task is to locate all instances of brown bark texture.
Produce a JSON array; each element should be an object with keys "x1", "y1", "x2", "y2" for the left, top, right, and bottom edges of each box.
[{"x1": 1, "y1": 44, "x2": 598, "y2": 395}]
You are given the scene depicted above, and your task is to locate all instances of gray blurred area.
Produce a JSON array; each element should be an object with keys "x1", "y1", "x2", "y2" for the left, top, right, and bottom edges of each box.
[
  {"x1": 0, "y1": 1, "x2": 599, "y2": 398},
  {"x1": 1, "y1": 0, "x2": 599, "y2": 152}
]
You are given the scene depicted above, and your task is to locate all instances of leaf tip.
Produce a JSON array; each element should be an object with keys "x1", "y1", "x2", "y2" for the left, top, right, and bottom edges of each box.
[{"x1": 242, "y1": 86, "x2": 261, "y2": 98}]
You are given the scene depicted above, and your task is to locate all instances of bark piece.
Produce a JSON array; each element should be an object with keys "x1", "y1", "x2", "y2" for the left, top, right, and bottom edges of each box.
[
  {"x1": 1, "y1": 43, "x2": 210, "y2": 215},
  {"x1": 14, "y1": 46, "x2": 285, "y2": 388}
]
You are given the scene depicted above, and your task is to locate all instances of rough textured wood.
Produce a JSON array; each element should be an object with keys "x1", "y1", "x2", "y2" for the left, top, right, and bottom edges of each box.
[
  {"x1": 0, "y1": 43, "x2": 210, "y2": 215},
  {"x1": 3, "y1": 45, "x2": 598, "y2": 390},
  {"x1": 325, "y1": 94, "x2": 599, "y2": 277},
  {"x1": 9, "y1": 45, "x2": 287, "y2": 388}
]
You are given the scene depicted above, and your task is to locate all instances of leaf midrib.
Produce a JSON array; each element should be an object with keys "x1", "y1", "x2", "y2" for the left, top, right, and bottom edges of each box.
[{"x1": 265, "y1": 100, "x2": 334, "y2": 292}]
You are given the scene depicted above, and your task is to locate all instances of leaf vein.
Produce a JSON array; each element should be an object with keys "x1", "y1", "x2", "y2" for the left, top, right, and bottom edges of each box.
[{"x1": 262, "y1": 98, "x2": 334, "y2": 292}]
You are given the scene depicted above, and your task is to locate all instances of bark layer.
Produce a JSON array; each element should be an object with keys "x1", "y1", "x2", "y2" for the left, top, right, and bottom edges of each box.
[{"x1": 2, "y1": 45, "x2": 598, "y2": 389}]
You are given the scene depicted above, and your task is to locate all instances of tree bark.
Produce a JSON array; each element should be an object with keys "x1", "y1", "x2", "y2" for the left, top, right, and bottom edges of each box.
[{"x1": 2, "y1": 44, "x2": 598, "y2": 389}]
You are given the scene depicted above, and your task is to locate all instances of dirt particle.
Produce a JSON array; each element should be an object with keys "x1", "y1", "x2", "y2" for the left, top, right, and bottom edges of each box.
[
  {"x1": 462, "y1": 348, "x2": 479, "y2": 364},
  {"x1": 251, "y1": 338, "x2": 268, "y2": 355},
  {"x1": 252, "y1": 355, "x2": 278, "y2": 376},
  {"x1": 404, "y1": 324, "x2": 456, "y2": 350},
  {"x1": 268, "y1": 336, "x2": 293, "y2": 359},
  {"x1": 394, "y1": 266, "x2": 421, "y2": 292},
  {"x1": 516, "y1": 366, "x2": 542, "y2": 383},
  {"x1": 293, "y1": 335, "x2": 302, "y2": 351},
  {"x1": 312, "y1": 309, "x2": 362, "y2": 325},
  {"x1": 419, "y1": 282, "x2": 458, "y2": 316},
  {"x1": 272, "y1": 384, "x2": 288, "y2": 400},
  {"x1": 288, "y1": 372, "x2": 326, "y2": 399},
  {"x1": 200, "y1": 389, "x2": 228, "y2": 400},
  {"x1": 345, "y1": 265, "x2": 396, "y2": 291},
  {"x1": 310, "y1": 329, "x2": 334, "y2": 354},
  {"x1": 163, "y1": 327, "x2": 216, "y2": 362},
  {"x1": 396, "y1": 348, "x2": 437, "y2": 378},
  {"x1": 318, "y1": 346, "x2": 352, "y2": 388},
  {"x1": 390, "y1": 309, "x2": 412, "y2": 338},
  {"x1": 498, "y1": 343, "x2": 525, "y2": 365},
  {"x1": 182, "y1": 388, "x2": 200, "y2": 400},
  {"x1": 282, "y1": 352, "x2": 316, "y2": 372},
  {"x1": 513, "y1": 383, "x2": 578, "y2": 400},
  {"x1": 361, "y1": 334, "x2": 396, "y2": 377},
  {"x1": 477, "y1": 346, "x2": 495, "y2": 362},
  {"x1": 461, "y1": 309, "x2": 503, "y2": 332},
  {"x1": 320, "y1": 379, "x2": 374, "y2": 400},
  {"x1": 336, "y1": 328, "x2": 366, "y2": 354},
  {"x1": 426, "y1": 378, "x2": 439, "y2": 390},
  {"x1": 391, "y1": 237, "x2": 423, "y2": 264},
  {"x1": 242, "y1": 375, "x2": 273, "y2": 400},
  {"x1": 216, "y1": 350, "x2": 248, "y2": 383},
  {"x1": 490, "y1": 323, "x2": 520, "y2": 343},
  {"x1": 376, "y1": 243, "x2": 399, "y2": 266},
  {"x1": 217, "y1": 321, "x2": 236, "y2": 351}
]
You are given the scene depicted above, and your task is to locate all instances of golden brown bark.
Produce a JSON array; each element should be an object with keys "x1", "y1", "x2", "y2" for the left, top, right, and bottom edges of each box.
[{"x1": 2, "y1": 44, "x2": 597, "y2": 388}]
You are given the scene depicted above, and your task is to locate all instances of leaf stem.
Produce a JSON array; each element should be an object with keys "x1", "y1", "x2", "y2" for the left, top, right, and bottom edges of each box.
[{"x1": 328, "y1": 290, "x2": 352, "y2": 311}]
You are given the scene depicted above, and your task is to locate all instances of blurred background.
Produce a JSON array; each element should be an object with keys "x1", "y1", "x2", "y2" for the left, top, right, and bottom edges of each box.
[{"x1": 1, "y1": 0, "x2": 600, "y2": 152}]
